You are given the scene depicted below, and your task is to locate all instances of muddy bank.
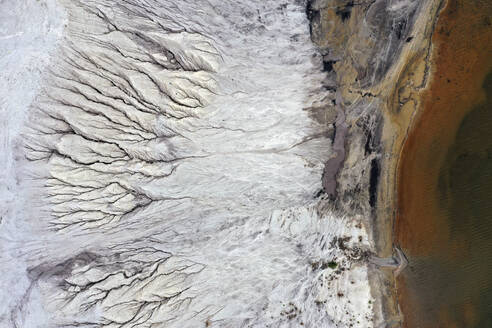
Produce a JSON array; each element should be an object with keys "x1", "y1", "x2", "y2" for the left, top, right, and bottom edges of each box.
[
  {"x1": 395, "y1": 0, "x2": 492, "y2": 326},
  {"x1": 306, "y1": 0, "x2": 443, "y2": 325}
]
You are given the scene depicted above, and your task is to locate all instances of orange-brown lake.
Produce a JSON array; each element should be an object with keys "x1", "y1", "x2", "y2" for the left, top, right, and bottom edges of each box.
[{"x1": 395, "y1": 0, "x2": 492, "y2": 327}]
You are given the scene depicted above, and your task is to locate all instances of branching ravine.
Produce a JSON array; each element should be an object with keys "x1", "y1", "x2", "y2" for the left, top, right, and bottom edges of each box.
[{"x1": 0, "y1": 0, "x2": 434, "y2": 327}]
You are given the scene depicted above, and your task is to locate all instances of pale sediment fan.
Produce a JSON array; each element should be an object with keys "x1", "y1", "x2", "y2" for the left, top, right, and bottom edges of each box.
[{"x1": 0, "y1": 0, "x2": 439, "y2": 327}]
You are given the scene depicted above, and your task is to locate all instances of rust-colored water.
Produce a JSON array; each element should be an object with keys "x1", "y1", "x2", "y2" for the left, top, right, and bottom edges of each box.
[{"x1": 395, "y1": 0, "x2": 492, "y2": 327}]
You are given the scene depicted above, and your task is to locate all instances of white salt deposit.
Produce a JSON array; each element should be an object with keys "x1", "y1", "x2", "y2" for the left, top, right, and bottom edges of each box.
[{"x1": 0, "y1": 1, "x2": 375, "y2": 327}]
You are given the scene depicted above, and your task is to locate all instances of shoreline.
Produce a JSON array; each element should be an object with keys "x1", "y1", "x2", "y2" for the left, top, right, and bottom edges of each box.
[
  {"x1": 306, "y1": 0, "x2": 444, "y2": 327},
  {"x1": 305, "y1": 0, "x2": 445, "y2": 325},
  {"x1": 371, "y1": 0, "x2": 445, "y2": 325}
]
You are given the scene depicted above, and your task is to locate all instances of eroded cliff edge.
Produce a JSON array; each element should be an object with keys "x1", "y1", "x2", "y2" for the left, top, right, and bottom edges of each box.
[{"x1": 306, "y1": 0, "x2": 443, "y2": 325}]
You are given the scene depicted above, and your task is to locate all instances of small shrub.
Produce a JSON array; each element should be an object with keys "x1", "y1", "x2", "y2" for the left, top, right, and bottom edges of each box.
[{"x1": 327, "y1": 261, "x2": 337, "y2": 269}]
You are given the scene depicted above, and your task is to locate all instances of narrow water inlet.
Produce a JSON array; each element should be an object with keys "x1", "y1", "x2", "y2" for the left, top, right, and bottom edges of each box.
[{"x1": 369, "y1": 247, "x2": 408, "y2": 277}]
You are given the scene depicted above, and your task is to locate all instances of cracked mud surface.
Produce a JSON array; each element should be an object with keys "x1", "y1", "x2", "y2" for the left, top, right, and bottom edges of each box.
[{"x1": 1, "y1": 0, "x2": 440, "y2": 327}]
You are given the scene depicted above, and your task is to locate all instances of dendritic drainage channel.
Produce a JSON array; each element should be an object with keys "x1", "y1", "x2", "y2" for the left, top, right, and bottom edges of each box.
[{"x1": 0, "y1": 1, "x2": 376, "y2": 327}]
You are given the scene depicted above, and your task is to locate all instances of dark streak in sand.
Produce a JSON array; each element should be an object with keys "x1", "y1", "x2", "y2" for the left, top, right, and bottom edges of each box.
[{"x1": 322, "y1": 92, "x2": 347, "y2": 198}]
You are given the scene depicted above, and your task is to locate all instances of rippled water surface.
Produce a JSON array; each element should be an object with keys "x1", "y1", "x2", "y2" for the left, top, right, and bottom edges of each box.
[{"x1": 396, "y1": 1, "x2": 492, "y2": 327}]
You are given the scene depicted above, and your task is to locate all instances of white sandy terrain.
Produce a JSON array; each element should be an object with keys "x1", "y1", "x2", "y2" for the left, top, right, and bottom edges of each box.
[{"x1": 0, "y1": 1, "x2": 376, "y2": 327}]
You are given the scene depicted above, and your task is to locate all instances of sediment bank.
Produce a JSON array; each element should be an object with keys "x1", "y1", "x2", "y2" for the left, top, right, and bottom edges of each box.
[{"x1": 306, "y1": 0, "x2": 443, "y2": 325}]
